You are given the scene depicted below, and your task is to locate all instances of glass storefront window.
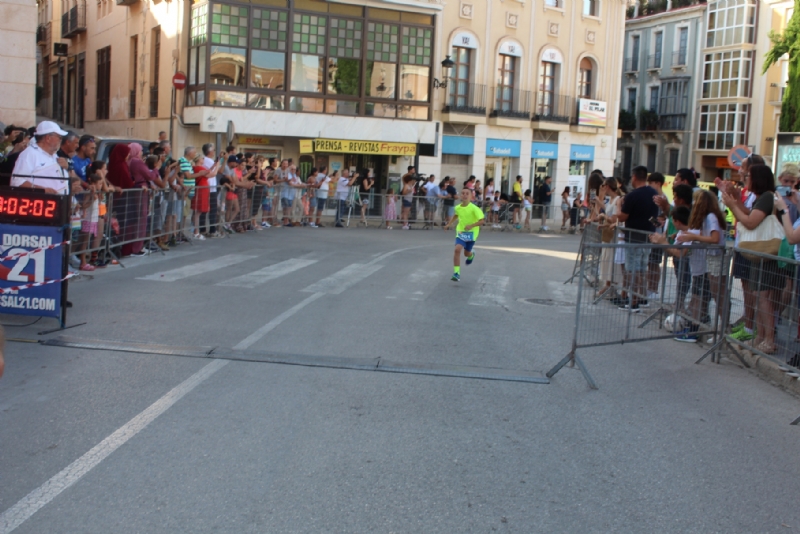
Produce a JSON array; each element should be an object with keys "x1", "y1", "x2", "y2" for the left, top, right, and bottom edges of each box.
[
  {"x1": 399, "y1": 65, "x2": 429, "y2": 101},
  {"x1": 208, "y1": 90, "x2": 246, "y2": 107},
  {"x1": 248, "y1": 93, "x2": 284, "y2": 109},
  {"x1": 365, "y1": 102, "x2": 395, "y2": 117},
  {"x1": 210, "y1": 46, "x2": 246, "y2": 86},
  {"x1": 327, "y1": 57, "x2": 360, "y2": 96},
  {"x1": 326, "y1": 100, "x2": 359, "y2": 115},
  {"x1": 365, "y1": 61, "x2": 396, "y2": 98},
  {"x1": 396, "y1": 105, "x2": 428, "y2": 120},
  {"x1": 250, "y1": 50, "x2": 285, "y2": 89},
  {"x1": 289, "y1": 96, "x2": 324, "y2": 111},
  {"x1": 291, "y1": 53, "x2": 324, "y2": 92}
]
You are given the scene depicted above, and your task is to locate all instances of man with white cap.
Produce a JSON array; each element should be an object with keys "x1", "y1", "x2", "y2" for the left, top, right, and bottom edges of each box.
[{"x1": 11, "y1": 120, "x2": 69, "y2": 194}]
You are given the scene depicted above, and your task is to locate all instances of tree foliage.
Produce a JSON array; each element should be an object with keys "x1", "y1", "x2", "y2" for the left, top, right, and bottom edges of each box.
[{"x1": 763, "y1": 0, "x2": 800, "y2": 131}]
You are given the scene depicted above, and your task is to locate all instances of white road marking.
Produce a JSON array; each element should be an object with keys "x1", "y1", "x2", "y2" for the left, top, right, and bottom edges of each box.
[
  {"x1": 468, "y1": 274, "x2": 510, "y2": 307},
  {"x1": 386, "y1": 269, "x2": 439, "y2": 301},
  {"x1": 301, "y1": 263, "x2": 383, "y2": 295},
  {"x1": 216, "y1": 258, "x2": 318, "y2": 288},
  {"x1": 0, "y1": 359, "x2": 230, "y2": 534},
  {"x1": 136, "y1": 254, "x2": 257, "y2": 282},
  {"x1": 233, "y1": 292, "x2": 324, "y2": 350}
]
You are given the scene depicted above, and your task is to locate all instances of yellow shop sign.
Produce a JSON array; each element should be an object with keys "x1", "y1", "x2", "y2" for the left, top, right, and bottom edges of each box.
[
  {"x1": 239, "y1": 136, "x2": 271, "y2": 145},
  {"x1": 314, "y1": 138, "x2": 417, "y2": 156}
]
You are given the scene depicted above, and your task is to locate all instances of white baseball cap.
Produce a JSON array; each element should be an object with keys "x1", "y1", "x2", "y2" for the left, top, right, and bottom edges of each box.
[{"x1": 34, "y1": 120, "x2": 68, "y2": 137}]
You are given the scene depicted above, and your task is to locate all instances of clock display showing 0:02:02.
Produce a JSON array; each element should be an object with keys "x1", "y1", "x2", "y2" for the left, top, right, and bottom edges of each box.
[{"x1": 0, "y1": 196, "x2": 58, "y2": 218}]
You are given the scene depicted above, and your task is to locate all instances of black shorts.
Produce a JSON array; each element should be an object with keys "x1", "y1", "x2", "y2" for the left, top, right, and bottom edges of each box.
[
  {"x1": 732, "y1": 251, "x2": 750, "y2": 279},
  {"x1": 691, "y1": 273, "x2": 710, "y2": 298},
  {"x1": 649, "y1": 248, "x2": 664, "y2": 265},
  {"x1": 748, "y1": 258, "x2": 787, "y2": 292}
]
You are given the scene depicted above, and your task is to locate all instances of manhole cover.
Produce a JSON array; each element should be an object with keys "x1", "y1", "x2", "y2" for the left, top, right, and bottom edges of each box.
[{"x1": 520, "y1": 298, "x2": 575, "y2": 307}]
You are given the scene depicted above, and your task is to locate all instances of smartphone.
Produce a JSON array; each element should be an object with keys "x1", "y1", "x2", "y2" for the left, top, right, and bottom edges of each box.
[
  {"x1": 777, "y1": 185, "x2": 793, "y2": 197},
  {"x1": 649, "y1": 216, "x2": 661, "y2": 227}
]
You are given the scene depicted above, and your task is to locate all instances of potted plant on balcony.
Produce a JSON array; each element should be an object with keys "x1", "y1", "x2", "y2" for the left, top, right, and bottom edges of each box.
[
  {"x1": 764, "y1": 0, "x2": 800, "y2": 132},
  {"x1": 639, "y1": 108, "x2": 659, "y2": 131},
  {"x1": 619, "y1": 109, "x2": 637, "y2": 131}
]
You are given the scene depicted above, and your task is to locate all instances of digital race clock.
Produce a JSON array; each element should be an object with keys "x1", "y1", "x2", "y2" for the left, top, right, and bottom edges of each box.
[{"x1": 0, "y1": 189, "x2": 69, "y2": 226}]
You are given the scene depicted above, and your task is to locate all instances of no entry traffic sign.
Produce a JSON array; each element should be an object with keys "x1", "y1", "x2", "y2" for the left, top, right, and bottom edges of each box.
[
  {"x1": 727, "y1": 145, "x2": 752, "y2": 170},
  {"x1": 172, "y1": 72, "x2": 187, "y2": 90}
]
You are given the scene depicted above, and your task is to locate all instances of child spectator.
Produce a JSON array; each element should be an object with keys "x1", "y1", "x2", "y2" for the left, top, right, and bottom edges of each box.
[
  {"x1": 385, "y1": 187, "x2": 397, "y2": 229},
  {"x1": 79, "y1": 174, "x2": 103, "y2": 271},
  {"x1": 492, "y1": 191, "x2": 501, "y2": 228}
]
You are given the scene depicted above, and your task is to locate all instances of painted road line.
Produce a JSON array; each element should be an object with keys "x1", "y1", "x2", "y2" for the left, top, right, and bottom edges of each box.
[
  {"x1": 233, "y1": 292, "x2": 325, "y2": 350},
  {"x1": 386, "y1": 269, "x2": 439, "y2": 301},
  {"x1": 468, "y1": 274, "x2": 510, "y2": 307},
  {"x1": 136, "y1": 254, "x2": 257, "y2": 282},
  {"x1": 216, "y1": 258, "x2": 318, "y2": 288},
  {"x1": 301, "y1": 263, "x2": 383, "y2": 295},
  {"x1": 0, "y1": 359, "x2": 230, "y2": 534}
]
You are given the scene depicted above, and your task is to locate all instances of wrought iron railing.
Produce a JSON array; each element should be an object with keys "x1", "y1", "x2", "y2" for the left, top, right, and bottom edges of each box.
[
  {"x1": 444, "y1": 82, "x2": 487, "y2": 115},
  {"x1": 532, "y1": 92, "x2": 573, "y2": 124},
  {"x1": 490, "y1": 87, "x2": 531, "y2": 119}
]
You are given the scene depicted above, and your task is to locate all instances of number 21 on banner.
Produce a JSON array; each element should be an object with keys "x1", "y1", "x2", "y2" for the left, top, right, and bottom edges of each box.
[{"x1": 4, "y1": 248, "x2": 45, "y2": 284}]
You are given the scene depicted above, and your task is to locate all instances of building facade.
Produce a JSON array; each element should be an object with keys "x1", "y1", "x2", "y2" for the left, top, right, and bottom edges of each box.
[
  {"x1": 616, "y1": 1, "x2": 705, "y2": 179},
  {"x1": 31, "y1": 0, "x2": 626, "y2": 199},
  {"x1": 694, "y1": 0, "x2": 795, "y2": 179},
  {"x1": 437, "y1": 0, "x2": 625, "y2": 197},
  {"x1": 2, "y1": 0, "x2": 37, "y2": 127}
]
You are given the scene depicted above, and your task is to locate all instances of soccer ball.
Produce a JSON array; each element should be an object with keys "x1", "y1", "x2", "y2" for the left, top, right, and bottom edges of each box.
[{"x1": 664, "y1": 313, "x2": 685, "y2": 332}]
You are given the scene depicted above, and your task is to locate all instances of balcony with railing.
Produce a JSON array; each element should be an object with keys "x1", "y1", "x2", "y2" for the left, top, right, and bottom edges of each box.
[
  {"x1": 150, "y1": 86, "x2": 159, "y2": 117},
  {"x1": 36, "y1": 24, "x2": 48, "y2": 44},
  {"x1": 532, "y1": 92, "x2": 574, "y2": 124},
  {"x1": 769, "y1": 84, "x2": 786, "y2": 106},
  {"x1": 646, "y1": 54, "x2": 662, "y2": 70},
  {"x1": 61, "y1": 2, "x2": 86, "y2": 38},
  {"x1": 443, "y1": 82, "x2": 487, "y2": 116},
  {"x1": 490, "y1": 87, "x2": 531, "y2": 120},
  {"x1": 659, "y1": 114, "x2": 687, "y2": 131},
  {"x1": 672, "y1": 51, "x2": 688, "y2": 67},
  {"x1": 624, "y1": 57, "x2": 639, "y2": 73}
]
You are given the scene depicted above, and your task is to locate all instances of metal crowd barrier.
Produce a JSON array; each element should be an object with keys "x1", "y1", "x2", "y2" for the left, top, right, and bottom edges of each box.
[{"x1": 550, "y1": 222, "x2": 800, "y2": 400}]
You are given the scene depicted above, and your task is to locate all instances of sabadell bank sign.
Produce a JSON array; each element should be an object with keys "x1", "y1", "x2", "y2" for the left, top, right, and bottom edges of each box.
[{"x1": 488, "y1": 146, "x2": 513, "y2": 156}]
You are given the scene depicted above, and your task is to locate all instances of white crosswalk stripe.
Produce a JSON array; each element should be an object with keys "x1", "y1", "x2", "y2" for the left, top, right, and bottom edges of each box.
[
  {"x1": 386, "y1": 269, "x2": 439, "y2": 301},
  {"x1": 468, "y1": 274, "x2": 510, "y2": 307},
  {"x1": 301, "y1": 263, "x2": 383, "y2": 295},
  {"x1": 136, "y1": 254, "x2": 258, "y2": 282},
  {"x1": 216, "y1": 258, "x2": 318, "y2": 288}
]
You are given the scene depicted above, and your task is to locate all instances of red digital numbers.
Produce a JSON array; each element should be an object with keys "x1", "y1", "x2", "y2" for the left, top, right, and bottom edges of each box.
[{"x1": 0, "y1": 195, "x2": 58, "y2": 219}]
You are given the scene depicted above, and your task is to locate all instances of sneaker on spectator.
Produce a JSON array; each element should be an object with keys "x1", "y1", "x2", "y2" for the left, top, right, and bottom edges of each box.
[
  {"x1": 308, "y1": 223, "x2": 317, "y2": 228},
  {"x1": 542, "y1": 226, "x2": 550, "y2": 231},
  {"x1": 674, "y1": 328, "x2": 698, "y2": 343},
  {"x1": 193, "y1": 233, "x2": 206, "y2": 240},
  {"x1": 647, "y1": 291, "x2": 659, "y2": 301},
  {"x1": 639, "y1": 299, "x2": 649, "y2": 308},
  {"x1": 619, "y1": 302, "x2": 640, "y2": 313},
  {"x1": 731, "y1": 327, "x2": 755, "y2": 341},
  {"x1": 402, "y1": 225, "x2": 410, "y2": 230},
  {"x1": 69, "y1": 255, "x2": 81, "y2": 269},
  {"x1": 261, "y1": 222, "x2": 271, "y2": 228},
  {"x1": 131, "y1": 250, "x2": 149, "y2": 258}
]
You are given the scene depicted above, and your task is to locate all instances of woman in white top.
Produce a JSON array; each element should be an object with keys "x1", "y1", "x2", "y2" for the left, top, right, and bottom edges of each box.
[
  {"x1": 596, "y1": 178, "x2": 622, "y2": 297},
  {"x1": 312, "y1": 165, "x2": 329, "y2": 227},
  {"x1": 560, "y1": 187, "x2": 571, "y2": 231}
]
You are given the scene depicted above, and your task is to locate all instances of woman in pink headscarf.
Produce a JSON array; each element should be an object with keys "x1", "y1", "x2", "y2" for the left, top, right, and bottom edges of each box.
[{"x1": 128, "y1": 143, "x2": 153, "y2": 255}]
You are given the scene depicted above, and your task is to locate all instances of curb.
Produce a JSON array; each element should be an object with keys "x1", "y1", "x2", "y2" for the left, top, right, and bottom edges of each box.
[{"x1": 725, "y1": 348, "x2": 800, "y2": 399}]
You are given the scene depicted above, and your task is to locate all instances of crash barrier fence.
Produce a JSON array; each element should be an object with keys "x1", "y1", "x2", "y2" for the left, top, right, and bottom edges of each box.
[
  {"x1": 60, "y1": 185, "x2": 587, "y2": 263},
  {"x1": 551, "y1": 222, "x2": 800, "y2": 401}
]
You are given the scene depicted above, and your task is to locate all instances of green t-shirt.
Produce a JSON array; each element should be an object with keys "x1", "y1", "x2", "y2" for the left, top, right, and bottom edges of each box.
[{"x1": 454, "y1": 202, "x2": 484, "y2": 241}]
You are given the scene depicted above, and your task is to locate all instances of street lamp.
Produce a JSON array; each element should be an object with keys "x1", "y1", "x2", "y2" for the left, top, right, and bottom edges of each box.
[{"x1": 433, "y1": 55, "x2": 455, "y2": 89}]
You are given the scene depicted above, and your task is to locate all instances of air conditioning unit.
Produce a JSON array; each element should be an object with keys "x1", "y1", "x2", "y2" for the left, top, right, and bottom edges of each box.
[{"x1": 116, "y1": 0, "x2": 139, "y2": 5}]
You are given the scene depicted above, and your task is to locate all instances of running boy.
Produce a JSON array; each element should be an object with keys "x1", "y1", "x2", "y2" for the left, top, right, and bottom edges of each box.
[{"x1": 445, "y1": 188, "x2": 485, "y2": 281}]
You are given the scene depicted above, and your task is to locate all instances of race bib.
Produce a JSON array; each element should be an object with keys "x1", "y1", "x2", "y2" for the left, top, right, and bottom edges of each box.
[{"x1": 457, "y1": 231, "x2": 474, "y2": 242}]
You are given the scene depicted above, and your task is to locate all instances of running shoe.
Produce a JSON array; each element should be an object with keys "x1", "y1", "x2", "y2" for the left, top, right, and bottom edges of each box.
[
  {"x1": 466, "y1": 252, "x2": 475, "y2": 265},
  {"x1": 451, "y1": 273, "x2": 460, "y2": 282},
  {"x1": 731, "y1": 328, "x2": 755, "y2": 341},
  {"x1": 674, "y1": 328, "x2": 698, "y2": 343},
  {"x1": 261, "y1": 221, "x2": 271, "y2": 228},
  {"x1": 619, "y1": 302, "x2": 640, "y2": 313}
]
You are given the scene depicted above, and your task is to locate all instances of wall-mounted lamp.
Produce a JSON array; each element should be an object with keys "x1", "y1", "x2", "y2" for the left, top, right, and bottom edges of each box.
[
  {"x1": 433, "y1": 55, "x2": 455, "y2": 89},
  {"x1": 405, "y1": 90, "x2": 414, "y2": 99}
]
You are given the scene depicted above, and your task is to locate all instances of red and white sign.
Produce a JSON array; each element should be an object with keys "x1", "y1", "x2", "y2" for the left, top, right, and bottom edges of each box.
[{"x1": 172, "y1": 72, "x2": 187, "y2": 90}]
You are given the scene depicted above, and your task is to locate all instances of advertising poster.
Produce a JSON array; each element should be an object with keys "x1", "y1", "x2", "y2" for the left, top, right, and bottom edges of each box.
[
  {"x1": 577, "y1": 99, "x2": 608, "y2": 128},
  {"x1": 0, "y1": 224, "x2": 63, "y2": 318}
]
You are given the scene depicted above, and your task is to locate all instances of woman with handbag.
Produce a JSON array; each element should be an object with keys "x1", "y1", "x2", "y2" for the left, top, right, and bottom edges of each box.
[
  {"x1": 722, "y1": 164, "x2": 783, "y2": 354},
  {"x1": 596, "y1": 178, "x2": 622, "y2": 298}
]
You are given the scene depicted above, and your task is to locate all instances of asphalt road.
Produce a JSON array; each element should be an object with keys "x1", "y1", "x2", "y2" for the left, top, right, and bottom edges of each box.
[{"x1": 2, "y1": 226, "x2": 800, "y2": 533}]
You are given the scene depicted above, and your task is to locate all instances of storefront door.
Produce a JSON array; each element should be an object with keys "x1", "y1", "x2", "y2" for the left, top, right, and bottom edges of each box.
[{"x1": 485, "y1": 158, "x2": 511, "y2": 195}]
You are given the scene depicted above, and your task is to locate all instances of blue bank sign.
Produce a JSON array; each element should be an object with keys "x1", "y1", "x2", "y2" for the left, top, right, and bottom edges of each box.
[
  {"x1": 570, "y1": 144, "x2": 595, "y2": 161},
  {"x1": 486, "y1": 139, "x2": 521, "y2": 158},
  {"x1": 531, "y1": 142, "x2": 558, "y2": 159}
]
